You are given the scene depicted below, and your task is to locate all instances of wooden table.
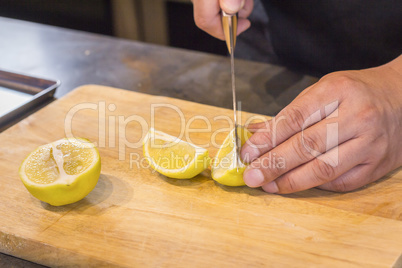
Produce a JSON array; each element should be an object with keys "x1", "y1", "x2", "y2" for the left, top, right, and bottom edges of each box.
[
  {"x1": 1, "y1": 84, "x2": 401, "y2": 267},
  {"x1": 0, "y1": 16, "x2": 317, "y2": 267},
  {"x1": 3, "y1": 17, "x2": 400, "y2": 267}
]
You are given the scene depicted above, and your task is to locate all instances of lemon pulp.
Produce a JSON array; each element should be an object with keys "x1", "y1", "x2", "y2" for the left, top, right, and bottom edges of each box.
[
  {"x1": 19, "y1": 138, "x2": 101, "y2": 206},
  {"x1": 143, "y1": 128, "x2": 209, "y2": 179},
  {"x1": 211, "y1": 126, "x2": 252, "y2": 186}
]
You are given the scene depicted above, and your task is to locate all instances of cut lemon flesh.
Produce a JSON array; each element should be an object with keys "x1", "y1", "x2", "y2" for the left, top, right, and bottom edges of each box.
[
  {"x1": 19, "y1": 138, "x2": 101, "y2": 206},
  {"x1": 143, "y1": 128, "x2": 209, "y2": 179},
  {"x1": 211, "y1": 126, "x2": 252, "y2": 186}
]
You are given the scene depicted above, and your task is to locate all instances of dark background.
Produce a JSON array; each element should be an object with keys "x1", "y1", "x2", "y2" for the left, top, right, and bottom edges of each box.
[{"x1": 0, "y1": 0, "x2": 227, "y2": 55}]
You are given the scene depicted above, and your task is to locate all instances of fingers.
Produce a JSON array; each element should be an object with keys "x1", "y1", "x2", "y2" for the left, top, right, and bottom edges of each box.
[
  {"x1": 233, "y1": 0, "x2": 253, "y2": 36},
  {"x1": 241, "y1": 84, "x2": 344, "y2": 163},
  {"x1": 245, "y1": 120, "x2": 269, "y2": 132},
  {"x1": 243, "y1": 108, "x2": 354, "y2": 187},
  {"x1": 317, "y1": 164, "x2": 375, "y2": 192},
  {"x1": 260, "y1": 138, "x2": 367, "y2": 194},
  {"x1": 220, "y1": 0, "x2": 245, "y2": 14},
  {"x1": 242, "y1": 69, "x2": 402, "y2": 194},
  {"x1": 238, "y1": 0, "x2": 254, "y2": 20},
  {"x1": 236, "y1": 19, "x2": 251, "y2": 36},
  {"x1": 193, "y1": 0, "x2": 253, "y2": 39},
  {"x1": 193, "y1": 0, "x2": 223, "y2": 39}
]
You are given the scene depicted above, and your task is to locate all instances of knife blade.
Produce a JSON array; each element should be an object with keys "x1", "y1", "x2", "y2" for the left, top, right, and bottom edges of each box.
[{"x1": 221, "y1": 10, "x2": 240, "y2": 169}]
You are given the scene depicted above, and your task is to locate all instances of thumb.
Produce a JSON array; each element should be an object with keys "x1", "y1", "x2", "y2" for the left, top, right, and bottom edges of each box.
[{"x1": 220, "y1": 0, "x2": 245, "y2": 14}]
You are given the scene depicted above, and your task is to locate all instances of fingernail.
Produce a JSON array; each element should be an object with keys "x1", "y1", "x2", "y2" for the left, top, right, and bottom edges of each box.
[
  {"x1": 222, "y1": 0, "x2": 245, "y2": 14},
  {"x1": 241, "y1": 146, "x2": 259, "y2": 163},
  {"x1": 263, "y1": 181, "x2": 279, "y2": 193},
  {"x1": 243, "y1": 168, "x2": 265, "y2": 187}
]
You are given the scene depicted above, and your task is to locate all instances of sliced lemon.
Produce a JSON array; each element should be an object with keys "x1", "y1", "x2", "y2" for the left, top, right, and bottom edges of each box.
[
  {"x1": 211, "y1": 126, "x2": 253, "y2": 186},
  {"x1": 19, "y1": 138, "x2": 101, "y2": 206},
  {"x1": 143, "y1": 128, "x2": 209, "y2": 179}
]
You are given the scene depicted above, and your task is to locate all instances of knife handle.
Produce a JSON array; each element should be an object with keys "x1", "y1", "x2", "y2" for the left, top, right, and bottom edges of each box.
[{"x1": 221, "y1": 10, "x2": 238, "y2": 54}]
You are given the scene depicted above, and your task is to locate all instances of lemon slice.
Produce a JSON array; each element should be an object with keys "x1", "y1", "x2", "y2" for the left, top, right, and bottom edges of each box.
[
  {"x1": 211, "y1": 126, "x2": 252, "y2": 186},
  {"x1": 143, "y1": 128, "x2": 209, "y2": 179},
  {"x1": 19, "y1": 138, "x2": 101, "y2": 206}
]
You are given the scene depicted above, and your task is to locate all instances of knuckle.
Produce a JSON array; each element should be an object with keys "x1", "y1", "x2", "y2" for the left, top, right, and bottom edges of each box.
[
  {"x1": 248, "y1": 129, "x2": 273, "y2": 151},
  {"x1": 365, "y1": 134, "x2": 388, "y2": 162},
  {"x1": 292, "y1": 136, "x2": 309, "y2": 162},
  {"x1": 374, "y1": 136, "x2": 388, "y2": 157},
  {"x1": 287, "y1": 177, "x2": 298, "y2": 193},
  {"x1": 333, "y1": 74, "x2": 359, "y2": 89},
  {"x1": 357, "y1": 104, "x2": 381, "y2": 128},
  {"x1": 293, "y1": 132, "x2": 323, "y2": 161},
  {"x1": 247, "y1": 120, "x2": 269, "y2": 131},
  {"x1": 239, "y1": 1, "x2": 253, "y2": 17},
  {"x1": 303, "y1": 134, "x2": 323, "y2": 154},
  {"x1": 320, "y1": 72, "x2": 361, "y2": 91},
  {"x1": 259, "y1": 154, "x2": 282, "y2": 178},
  {"x1": 280, "y1": 175, "x2": 299, "y2": 193},
  {"x1": 327, "y1": 179, "x2": 349, "y2": 192},
  {"x1": 194, "y1": 15, "x2": 211, "y2": 31},
  {"x1": 283, "y1": 106, "x2": 307, "y2": 133},
  {"x1": 318, "y1": 72, "x2": 366, "y2": 99},
  {"x1": 311, "y1": 160, "x2": 337, "y2": 183}
]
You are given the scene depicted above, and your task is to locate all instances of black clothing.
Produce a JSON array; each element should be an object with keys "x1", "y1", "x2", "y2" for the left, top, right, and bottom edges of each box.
[{"x1": 260, "y1": 0, "x2": 402, "y2": 76}]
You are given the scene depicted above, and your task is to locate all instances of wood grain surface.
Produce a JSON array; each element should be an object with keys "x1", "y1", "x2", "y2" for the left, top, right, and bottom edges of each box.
[{"x1": 0, "y1": 85, "x2": 401, "y2": 267}]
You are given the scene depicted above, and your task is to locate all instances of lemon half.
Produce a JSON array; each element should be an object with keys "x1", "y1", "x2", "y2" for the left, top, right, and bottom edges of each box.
[
  {"x1": 211, "y1": 126, "x2": 252, "y2": 186},
  {"x1": 19, "y1": 138, "x2": 101, "y2": 206},
  {"x1": 143, "y1": 128, "x2": 209, "y2": 179}
]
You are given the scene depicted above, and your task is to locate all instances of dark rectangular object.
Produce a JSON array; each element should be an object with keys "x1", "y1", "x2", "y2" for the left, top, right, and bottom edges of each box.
[{"x1": 0, "y1": 69, "x2": 60, "y2": 131}]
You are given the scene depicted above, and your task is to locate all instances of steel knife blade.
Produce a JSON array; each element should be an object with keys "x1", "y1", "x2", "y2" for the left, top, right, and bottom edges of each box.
[{"x1": 221, "y1": 11, "x2": 240, "y2": 169}]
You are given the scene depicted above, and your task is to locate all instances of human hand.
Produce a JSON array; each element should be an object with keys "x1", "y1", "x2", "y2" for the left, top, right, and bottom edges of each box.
[
  {"x1": 241, "y1": 55, "x2": 402, "y2": 194},
  {"x1": 192, "y1": 0, "x2": 254, "y2": 40}
]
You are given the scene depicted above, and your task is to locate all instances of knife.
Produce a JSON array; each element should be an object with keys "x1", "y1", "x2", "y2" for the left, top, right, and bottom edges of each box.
[{"x1": 221, "y1": 10, "x2": 240, "y2": 169}]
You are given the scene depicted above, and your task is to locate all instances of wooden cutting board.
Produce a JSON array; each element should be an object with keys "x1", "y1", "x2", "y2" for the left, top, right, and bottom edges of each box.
[{"x1": 0, "y1": 85, "x2": 401, "y2": 267}]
